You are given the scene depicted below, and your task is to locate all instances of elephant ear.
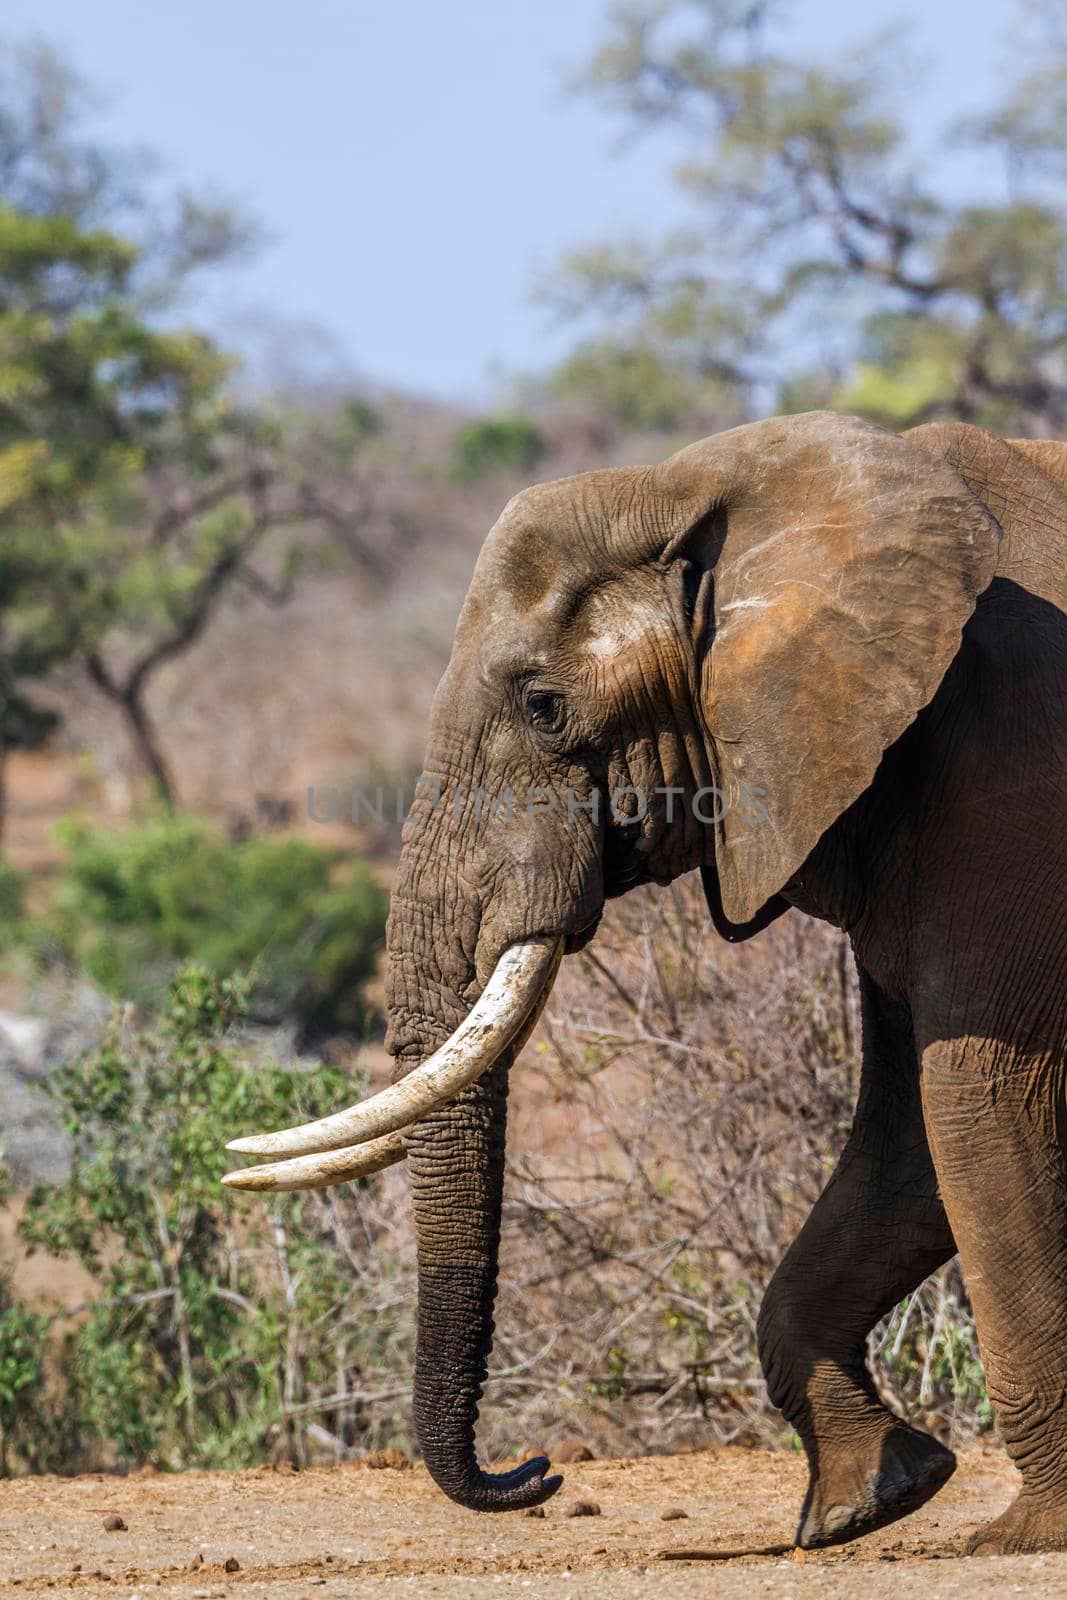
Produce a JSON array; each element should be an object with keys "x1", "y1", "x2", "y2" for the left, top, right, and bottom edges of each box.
[
  {"x1": 651, "y1": 411, "x2": 1001, "y2": 925},
  {"x1": 1007, "y1": 437, "x2": 1067, "y2": 499}
]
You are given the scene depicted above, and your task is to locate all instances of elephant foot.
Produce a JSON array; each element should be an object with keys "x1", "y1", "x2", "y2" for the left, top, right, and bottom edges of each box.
[
  {"x1": 798, "y1": 1423, "x2": 956, "y2": 1549},
  {"x1": 966, "y1": 1494, "x2": 1067, "y2": 1556}
]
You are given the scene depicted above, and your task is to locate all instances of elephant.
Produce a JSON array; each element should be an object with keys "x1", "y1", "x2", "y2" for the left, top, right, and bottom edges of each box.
[{"x1": 225, "y1": 410, "x2": 1067, "y2": 1557}]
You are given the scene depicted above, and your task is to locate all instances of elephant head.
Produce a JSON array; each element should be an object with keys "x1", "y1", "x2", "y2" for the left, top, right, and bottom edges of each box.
[{"x1": 225, "y1": 412, "x2": 1000, "y2": 1508}]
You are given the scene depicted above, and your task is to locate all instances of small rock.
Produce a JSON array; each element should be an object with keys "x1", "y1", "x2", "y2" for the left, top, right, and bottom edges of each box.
[
  {"x1": 660, "y1": 1507, "x2": 688, "y2": 1521},
  {"x1": 189, "y1": 1553, "x2": 204, "y2": 1570},
  {"x1": 554, "y1": 1439, "x2": 594, "y2": 1463},
  {"x1": 792, "y1": 1546, "x2": 807, "y2": 1563},
  {"x1": 223, "y1": 1556, "x2": 240, "y2": 1572},
  {"x1": 102, "y1": 1514, "x2": 127, "y2": 1532},
  {"x1": 591, "y1": 1543, "x2": 607, "y2": 1555},
  {"x1": 524, "y1": 1506, "x2": 546, "y2": 1519},
  {"x1": 565, "y1": 1499, "x2": 601, "y2": 1518}
]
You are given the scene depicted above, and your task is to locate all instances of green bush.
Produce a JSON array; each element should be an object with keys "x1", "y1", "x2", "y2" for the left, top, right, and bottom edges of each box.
[
  {"x1": 550, "y1": 338, "x2": 719, "y2": 432},
  {"x1": 0, "y1": 1282, "x2": 45, "y2": 1475},
  {"x1": 19, "y1": 968, "x2": 413, "y2": 1471},
  {"x1": 448, "y1": 415, "x2": 546, "y2": 483},
  {"x1": 36, "y1": 815, "x2": 388, "y2": 1036},
  {"x1": 0, "y1": 860, "x2": 24, "y2": 948}
]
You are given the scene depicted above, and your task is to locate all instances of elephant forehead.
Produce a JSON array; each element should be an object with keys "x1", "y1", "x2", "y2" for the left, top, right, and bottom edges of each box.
[{"x1": 471, "y1": 467, "x2": 658, "y2": 613}]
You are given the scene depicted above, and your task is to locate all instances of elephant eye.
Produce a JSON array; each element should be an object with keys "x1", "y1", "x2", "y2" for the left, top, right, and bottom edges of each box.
[{"x1": 524, "y1": 687, "x2": 565, "y2": 735}]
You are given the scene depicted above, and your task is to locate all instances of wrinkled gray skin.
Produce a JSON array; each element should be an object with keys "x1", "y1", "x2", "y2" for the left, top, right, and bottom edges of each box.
[{"x1": 385, "y1": 412, "x2": 1067, "y2": 1555}]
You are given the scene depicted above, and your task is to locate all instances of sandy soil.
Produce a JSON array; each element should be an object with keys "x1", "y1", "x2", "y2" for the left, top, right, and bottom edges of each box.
[{"x1": 4, "y1": 1444, "x2": 1067, "y2": 1599}]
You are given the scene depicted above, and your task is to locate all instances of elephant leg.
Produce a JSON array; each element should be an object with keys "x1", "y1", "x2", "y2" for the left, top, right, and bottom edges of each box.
[
  {"x1": 920, "y1": 1023, "x2": 1067, "y2": 1556},
  {"x1": 758, "y1": 968, "x2": 957, "y2": 1550}
]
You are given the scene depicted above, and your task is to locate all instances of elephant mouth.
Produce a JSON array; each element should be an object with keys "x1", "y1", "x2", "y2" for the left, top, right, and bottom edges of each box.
[
  {"x1": 564, "y1": 912, "x2": 602, "y2": 954},
  {"x1": 223, "y1": 831, "x2": 610, "y2": 1191},
  {"x1": 222, "y1": 933, "x2": 565, "y2": 1192}
]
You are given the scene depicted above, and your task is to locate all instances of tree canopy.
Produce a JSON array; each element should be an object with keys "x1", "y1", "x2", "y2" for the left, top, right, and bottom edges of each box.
[
  {"x1": 549, "y1": 0, "x2": 1067, "y2": 436},
  {"x1": 0, "y1": 42, "x2": 384, "y2": 812}
]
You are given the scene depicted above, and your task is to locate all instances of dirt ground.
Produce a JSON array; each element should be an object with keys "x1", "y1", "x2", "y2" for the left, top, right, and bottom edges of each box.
[{"x1": 5, "y1": 1445, "x2": 1067, "y2": 1599}]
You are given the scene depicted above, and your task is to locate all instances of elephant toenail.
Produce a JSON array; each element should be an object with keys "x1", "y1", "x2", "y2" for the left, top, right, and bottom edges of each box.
[{"x1": 823, "y1": 1504, "x2": 855, "y2": 1534}]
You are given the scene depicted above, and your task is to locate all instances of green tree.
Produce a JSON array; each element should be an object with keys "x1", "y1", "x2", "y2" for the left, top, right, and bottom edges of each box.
[
  {"x1": 0, "y1": 202, "x2": 239, "y2": 797},
  {"x1": 550, "y1": 0, "x2": 1067, "y2": 435},
  {"x1": 0, "y1": 42, "x2": 385, "y2": 811},
  {"x1": 0, "y1": 39, "x2": 252, "y2": 809}
]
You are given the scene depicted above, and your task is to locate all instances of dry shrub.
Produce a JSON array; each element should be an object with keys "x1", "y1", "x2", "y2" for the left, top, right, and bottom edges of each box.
[
  {"x1": 471, "y1": 875, "x2": 987, "y2": 1463},
  {"x1": 16, "y1": 876, "x2": 984, "y2": 1471},
  {"x1": 253, "y1": 1162, "x2": 418, "y2": 1468}
]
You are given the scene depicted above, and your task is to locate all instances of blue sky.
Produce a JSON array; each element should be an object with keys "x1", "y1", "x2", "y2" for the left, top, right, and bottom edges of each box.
[{"x1": 10, "y1": 1, "x2": 1012, "y2": 399}]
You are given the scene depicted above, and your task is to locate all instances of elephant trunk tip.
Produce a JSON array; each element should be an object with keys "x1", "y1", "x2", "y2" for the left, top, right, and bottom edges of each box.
[{"x1": 435, "y1": 1454, "x2": 563, "y2": 1513}]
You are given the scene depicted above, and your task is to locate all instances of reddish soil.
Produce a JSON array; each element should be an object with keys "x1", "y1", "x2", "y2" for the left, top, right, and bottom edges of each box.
[{"x1": 3, "y1": 1445, "x2": 1067, "y2": 1599}]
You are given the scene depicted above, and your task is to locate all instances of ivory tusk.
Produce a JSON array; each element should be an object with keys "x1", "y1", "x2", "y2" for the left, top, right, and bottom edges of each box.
[
  {"x1": 222, "y1": 1130, "x2": 406, "y2": 1193},
  {"x1": 225, "y1": 935, "x2": 563, "y2": 1160}
]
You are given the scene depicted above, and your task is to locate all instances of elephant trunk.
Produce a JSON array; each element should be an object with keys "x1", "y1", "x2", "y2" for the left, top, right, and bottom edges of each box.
[
  {"x1": 385, "y1": 786, "x2": 563, "y2": 1511},
  {"x1": 404, "y1": 1055, "x2": 559, "y2": 1509}
]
